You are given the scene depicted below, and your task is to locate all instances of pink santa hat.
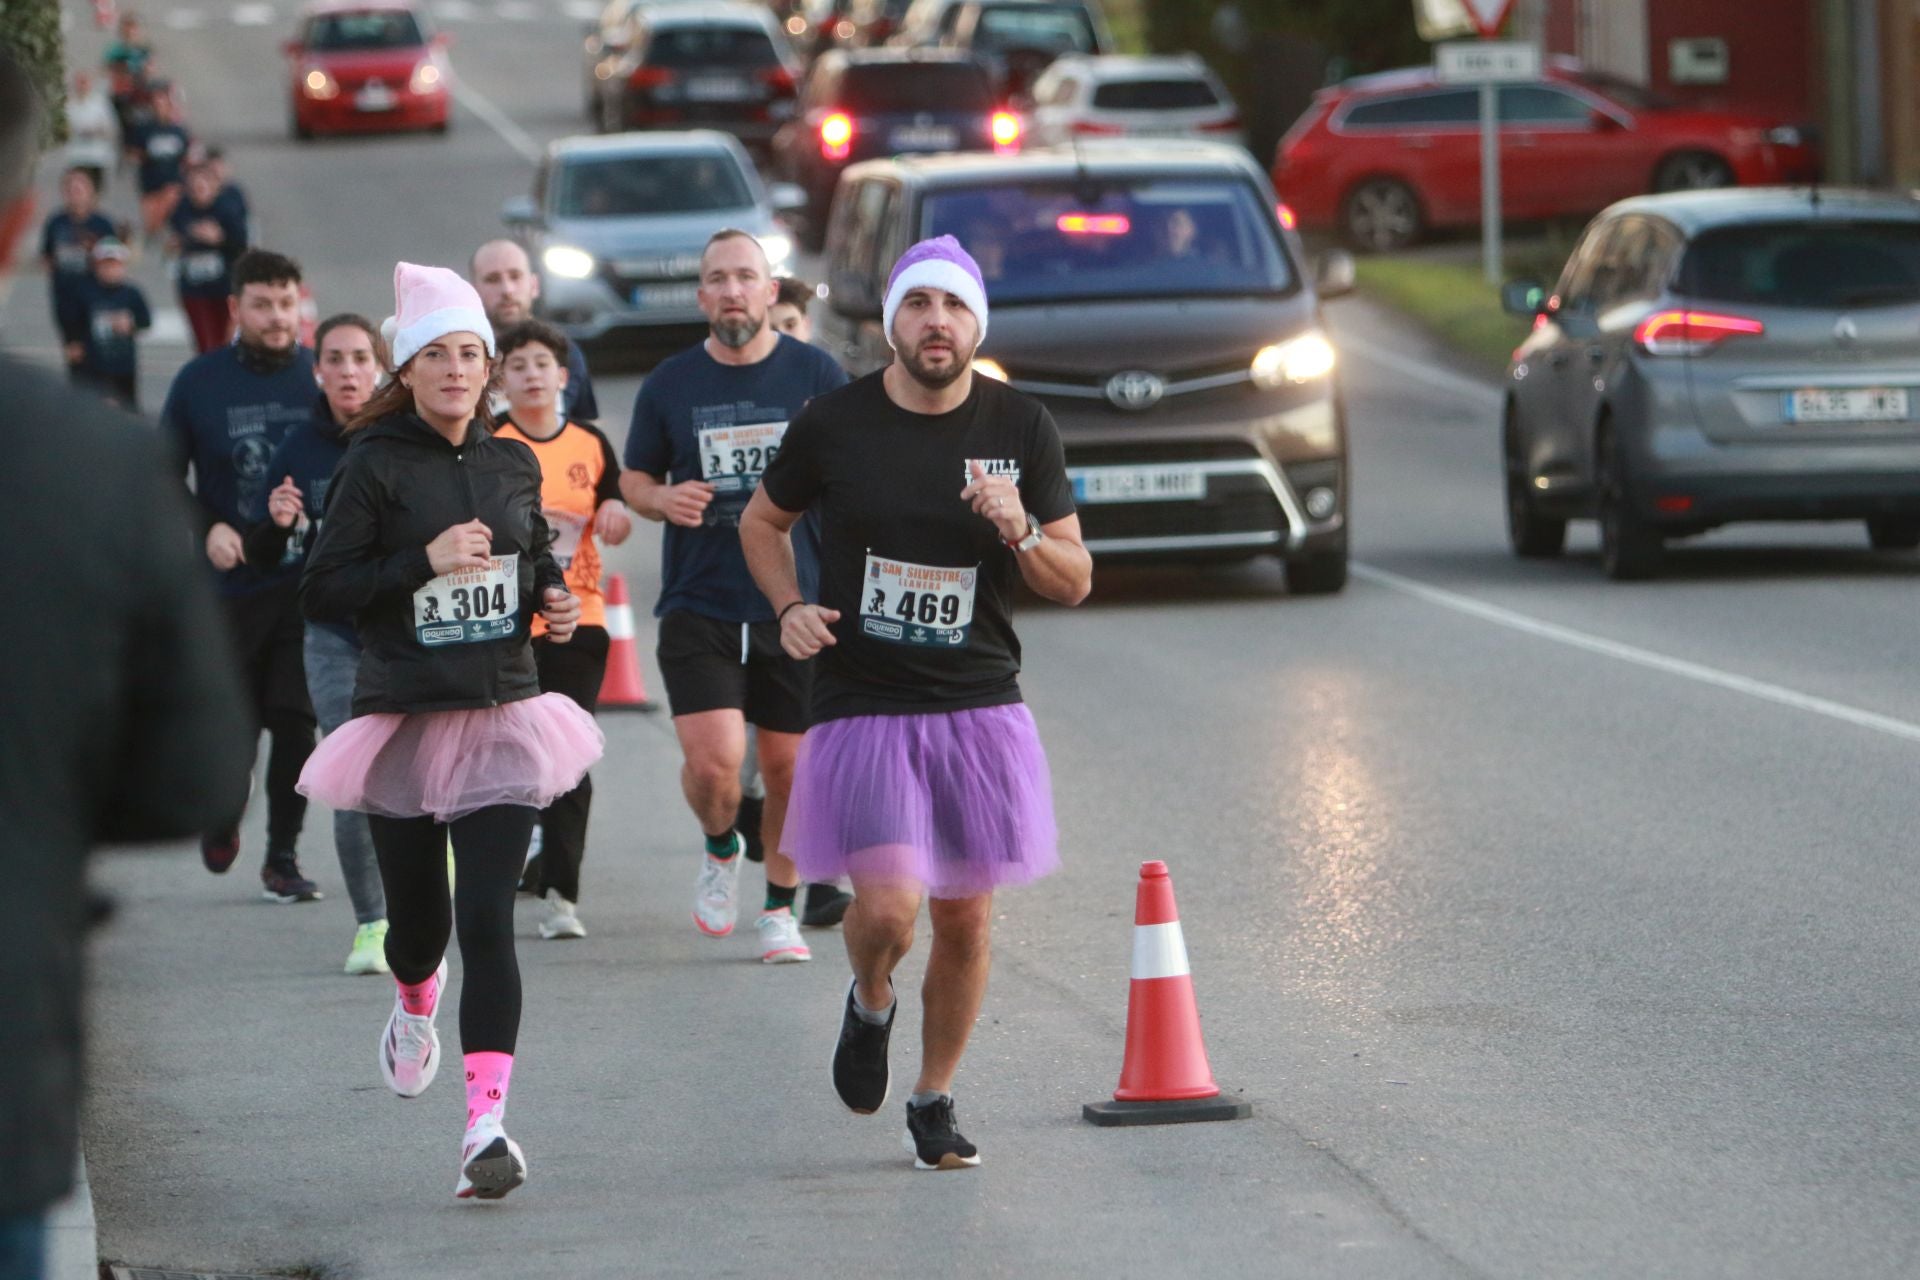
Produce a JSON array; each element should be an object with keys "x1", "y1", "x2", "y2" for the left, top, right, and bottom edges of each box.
[{"x1": 382, "y1": 261, "x2": 495, "y2": 369}]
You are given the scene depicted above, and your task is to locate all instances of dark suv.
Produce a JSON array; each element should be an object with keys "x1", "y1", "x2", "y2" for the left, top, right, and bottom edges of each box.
[
  {"x1": 938, "y1": 0, "x2": 1110, "y2": 96},
  {"x1": 774, "y1": 49, "x2": 1017, "y2": 249},
  {"x1": 814, "y1": 143, "x2": 1355, "y2": 591},
  {"x1": 592, "y1": 2, "x2": 801, "y2": 154}
]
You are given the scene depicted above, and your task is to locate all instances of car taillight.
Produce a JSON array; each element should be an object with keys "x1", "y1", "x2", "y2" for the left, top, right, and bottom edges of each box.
[
  {"x1": 629, "y1": 65, "x2": 674, "y2": 91},
  {"x1": 991, "y1": 111, "x2": 1020, "y2": 154},
  {"x1": 1057, "y1": 213, "x2": 1130, "y2": 235},
  {"x1": 1071, "y1": 119, "x2": 1125, "y2": 135},
  {"x1": 820, "y1": 111, "x2": 853, "y2": 161},
  {"x1": 1276, "y1": 203, "x2": 1297, "y2": 231},
  {"x1": 761, "y1": 66, "x2": 795, "y2": 94},
  {"x1": 1633, "y1": 310, "x2": 1765, "y2": 356},
  {"x1": 1201, "y1": 114, "x2": 1241, "y2": 132}
]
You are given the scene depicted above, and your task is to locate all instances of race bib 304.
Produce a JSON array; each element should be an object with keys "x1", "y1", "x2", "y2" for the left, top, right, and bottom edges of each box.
[{"x1": 413, "y1": 553, "x2": 519, "y2": 647}]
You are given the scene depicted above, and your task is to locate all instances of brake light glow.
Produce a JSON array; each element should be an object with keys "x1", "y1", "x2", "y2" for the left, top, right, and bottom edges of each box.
[
  {"x1": 991, "y1": 111, "x2": 1021, "y2": 154},
  {"x1": 1633, "y1": 310, "x2": 1766, "y2": 356},
  {"x1": 1276, "y1": 203, "x2": 1297, "y2": 231},
  {"x1": 1071, "y1": 119, "x2": 1125, "y2": 135},
  {"x1": 1202, "y1": 114, "x2": 1242, "y2": 132},
  {"x1": 1655, "y1": 495, "x2": 1696, "y2": 514},
  {"x1": 1057, "y1": 213, "x2": 1130, "y2": 235},
  {"x1": 629, "y1": 66, "x2": 674, "y2": 91},
  {"x1": 820, "y1": 112, "x2": 853, "y2": 161},
  {"x1": 760, "y1": 66, "x2": 795, "y2": 94}
]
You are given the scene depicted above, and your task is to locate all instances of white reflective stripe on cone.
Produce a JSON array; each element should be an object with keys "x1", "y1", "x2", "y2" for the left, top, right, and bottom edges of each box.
[
  {"x1": 1131, "y1": 921, "x2": 1191, "y2": 980},
  {"x1": 605, "y1": 603, "x2": 635, "y2": 642}
]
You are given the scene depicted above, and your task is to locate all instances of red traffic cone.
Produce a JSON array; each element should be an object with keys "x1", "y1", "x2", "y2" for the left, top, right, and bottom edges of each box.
[
  {"x1": 597, "y1": 573, "x2": 654, "y2": 712},
  {"x1": 1083, "y1": 860, "x2": 1251, "y2": 1126}
]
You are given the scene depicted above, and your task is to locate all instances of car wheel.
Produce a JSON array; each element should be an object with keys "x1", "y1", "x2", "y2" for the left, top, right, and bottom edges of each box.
[
  {"x1": 1340, "y1": 178, "x2": 1422, "y2": 252},
  {"x1": 1284, "y1": 548, "x2": 1348, "y2": 595},
  {"x1": 1653, "y1": 150, "x2": 1734, "y2": 192},
  {"x1": 1504, "y1": 411, "x2": 1566, "y2": 558},
  {"x1": 1866, "y1": 516, "x2": 1920, "y2": 551},
  {"x1": 1596, "y1": 424, "x2": 1662, "y2": 580}
]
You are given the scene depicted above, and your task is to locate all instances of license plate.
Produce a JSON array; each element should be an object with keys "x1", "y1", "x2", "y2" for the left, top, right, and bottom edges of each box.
[
  {"x1": 633, "y1": 283, "x2": 699, "y2": 311},
  {"x1": 684, "y1": 76, "x2": 749, "y2": 102},
  {"x1": 1782, "y1": 387, "x2": 1910, "y2": 423},
  {"x1": 1069, "y1": 466, "x2": 1206, "y2": 504},
  {"x1": 355, "y1": 83, "x2": 397, "y2": 112},
  {"x1": 890, "y1": 125, "x2": 958, "y2": 151}
]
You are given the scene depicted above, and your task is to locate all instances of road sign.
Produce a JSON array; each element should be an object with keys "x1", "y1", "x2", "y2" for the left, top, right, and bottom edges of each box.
[
  {"x1": 1460, "y1": 0, "x2": 1516, "y2": 38},
  {"x1": 1435, "y1": 40, "x2": 1542, "y2": 83}
]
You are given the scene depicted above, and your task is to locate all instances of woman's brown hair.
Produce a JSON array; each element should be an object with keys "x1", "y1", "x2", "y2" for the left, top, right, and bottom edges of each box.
[{"x1": 344, "y1": 340, "x2": 498, "y2": 435}]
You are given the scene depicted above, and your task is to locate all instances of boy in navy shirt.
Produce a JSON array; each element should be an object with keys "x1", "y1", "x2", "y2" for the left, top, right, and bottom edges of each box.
[
  {"x1": 170, "y1": 160, "x2": 248, "y2": 352},
  {"x1": 39, "y1": 169, "x2": 118, "y2": 374},
  {"x1": 130, "y1": 86, "x2": 190, "y2": 241},
  {"x1": 61, "y1": 239, "x2": 150, "y2": 410}
]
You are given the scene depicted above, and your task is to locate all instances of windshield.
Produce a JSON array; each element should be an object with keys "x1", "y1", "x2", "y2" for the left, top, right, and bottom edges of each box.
[
  {"x1": 842, "y1": 63, "x2": 992, "y2": 112},
  {"x1": 647, "y1": 25, "x2": 781, "y2": 68},
  {"x1": 1091, "y1": 78, "x2": 1220, "y2": 111},
  {"x1": 973, "y1": 6, "x2": 1094, "y2": 54},
  {"x1": 554, "y1": 153, "x2": 752, "y2": 218},
  {"x1": 923, "y1": 178, "x2": 1293, "y2": 303},
  {"x1": 304, "y1": 10, "x2": 425, "y2": 50},
  {"x1": 1678, "y1": 222, "x2": 1920, "y2": 309}
]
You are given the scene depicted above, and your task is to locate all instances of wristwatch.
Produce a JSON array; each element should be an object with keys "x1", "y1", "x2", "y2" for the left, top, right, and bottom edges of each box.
[{"x1": 1006, "y1": 512, "x2": 1044, "y2": 553}]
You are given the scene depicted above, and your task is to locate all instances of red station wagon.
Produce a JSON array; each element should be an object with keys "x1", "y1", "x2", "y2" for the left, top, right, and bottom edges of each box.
[{"x1": 1273, "y1": 59, "x2": 1819, "y2": 250}]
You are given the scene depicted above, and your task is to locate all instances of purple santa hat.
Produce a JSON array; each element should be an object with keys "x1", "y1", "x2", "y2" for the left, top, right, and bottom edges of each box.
[{"x1": 882, "y1": 235, "x2": 988, "y2": 349}]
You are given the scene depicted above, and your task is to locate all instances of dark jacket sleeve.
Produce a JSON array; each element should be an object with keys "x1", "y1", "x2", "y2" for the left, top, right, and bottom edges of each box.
[
  {"x1": 585, "y1": 423, "x2": 623, "y2": 506},
  {"x1": 524, "y1": 459, "x2": 566, "y2": 599},
  {"x1": 566, "y1": 342, "x2": 599, "y2": 422},
  {"x1": 300, "y1": 444, "x2": 435, "y2": 623},
  {"x1": 98, "y1": 433, "x2": 252, "y2": 841},
  {"x1": 242, "y1": 435, "x2": 297, "y2": 569}
]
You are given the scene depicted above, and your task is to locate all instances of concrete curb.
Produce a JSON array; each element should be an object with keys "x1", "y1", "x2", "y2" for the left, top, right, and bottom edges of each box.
[{"x1": 46, "y1": 1154, "x2": 97, "y2": 1280}]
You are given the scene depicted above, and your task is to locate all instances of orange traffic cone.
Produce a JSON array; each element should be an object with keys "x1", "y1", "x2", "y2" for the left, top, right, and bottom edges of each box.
[
  {"x1": 1083, "y1": 860, "x2": 1251, "y2": 1126},
  {"x1": 597, "y1": 573, "x2": 654, "y2": 712}
]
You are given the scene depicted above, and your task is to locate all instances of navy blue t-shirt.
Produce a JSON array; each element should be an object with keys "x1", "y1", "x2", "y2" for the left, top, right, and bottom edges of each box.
[
  {"x1": 249, "y1": 403, "x2": 356, "y2": 642},
  {"x1": 169, "y1": 197, "x2": 248, "y2": 300},
  {"x1": 62, "y1": 280, "x2": 151, "y2": 377},
  {"x1": 161, "y1": 344, "x2": 319, "y2": 596},
  {"x1": 40, "y1": 211, "x2": 117, "y2": 302},
  {"x1": 134, "y1": 123, "x2": 190, "y2": 193},
  {"x1": 624, "y1": 334, "x2": 847, "y2": 622},
  {"x1": 564, "y1": 340, "x2": 599, "y2": 423}
]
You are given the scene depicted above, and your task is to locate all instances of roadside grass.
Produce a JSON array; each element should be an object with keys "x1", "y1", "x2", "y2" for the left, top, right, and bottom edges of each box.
[
  {"x1": 1104, "y1": 0, "x2": 1147, "y2": 53},
  {"x1": 1350, "y1": 238, "x2": 1575, "y2": 376}
]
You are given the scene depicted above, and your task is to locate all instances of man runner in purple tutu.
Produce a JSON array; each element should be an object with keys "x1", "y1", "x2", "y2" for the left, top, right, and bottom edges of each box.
[{"x1": 742, "y1": 235, "x2": 1092, "y2": 1170}]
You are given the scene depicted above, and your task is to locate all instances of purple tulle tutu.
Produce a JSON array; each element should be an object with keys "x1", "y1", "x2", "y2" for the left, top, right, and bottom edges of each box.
[
  {"x1": 780, "y1": 703, "x2": 1059, "y2": 899},
  {"x1": 297, "y1": 692, "x2": 605, "y2": 822}
]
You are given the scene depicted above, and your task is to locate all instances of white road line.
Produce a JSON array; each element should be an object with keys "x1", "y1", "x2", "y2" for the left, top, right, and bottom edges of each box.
[
  {"x1": 231, "y1": 3, "x2": 276, "y2": 25},
  {"x1": 495, "y1": 0, "x2": 536, "y2": 19},
  {"x1": 165, "y1": 7, "x2": 208, "y2": 27},
  {"x1": 562, "y1": 0, "x2": 601, "y2": 18},
  {"x1": 450, "y1": 78, "x2": 542, "y2": 162},
  {"x1": 1339, "y1": 336, "x2": 1505, "y2": 407},
  {"x1": 435, "y1": 0, "x2": 477, "y2": 19},
  {"x1": 1352, "y1": 562, "x2": 1920, "y2": 747}
]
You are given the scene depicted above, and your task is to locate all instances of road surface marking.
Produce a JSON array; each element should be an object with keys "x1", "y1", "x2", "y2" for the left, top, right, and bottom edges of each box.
[
  {"x1": 165, "y1": 8, "x2": 208, "y2": 28},
  {"x1": 435, "y1": 0, "x2": 477, "y2": 18},
  {"x1": 231, "y1": 3, "x2": 276, "y2": 26},
  {"x1": 496, "y1": 0, "x2": 537, "y2": 19},
  {"x1": 1352, "y1": 563, "x2": 1920, "y2": 746},
  {"x1": 1339, "y1": 336, "x2": 1504, "y2": 406},
  {"x1": 563, "y1": 0, "x2": 601, "y2": 18},
  {"x1": 450, "y1": 78, "x2": 542, "y2": 162}
]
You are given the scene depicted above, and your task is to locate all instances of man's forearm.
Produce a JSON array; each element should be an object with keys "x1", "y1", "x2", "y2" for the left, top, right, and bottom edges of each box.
[
  {"x1": 742, "y1": 511, "x2": 802, "y2": 611},
  {"x1": 1015, "y1": 536, "x2": 1092, "y2": 606},
  {"x1": 618, "y1": 471, "x2": 662, "y2": 522}
]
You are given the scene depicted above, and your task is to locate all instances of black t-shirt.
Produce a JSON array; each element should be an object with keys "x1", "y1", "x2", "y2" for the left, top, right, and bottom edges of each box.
[{"x1": 761, "y1": 370, "x2": 1075, "y2": 722}]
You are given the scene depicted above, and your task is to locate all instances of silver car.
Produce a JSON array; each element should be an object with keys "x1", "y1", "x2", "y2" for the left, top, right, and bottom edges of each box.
[
  {"x1": 500, "y1": 130, "x2": 804, "y2": 355},
  {"x1": 1503, "y1": 188, "x2": 1920, "y2": 579}
]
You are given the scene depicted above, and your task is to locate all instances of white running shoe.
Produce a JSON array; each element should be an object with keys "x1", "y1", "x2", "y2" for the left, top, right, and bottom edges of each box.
[
  {"x1": 378, "y1": 957, "x2": 447, "y2": 1098},
  {"x1": 756, "y1": 907, "x2": 812, "y2": 964},
  {"x1": 455, "y1": 1112, "x2": 527, "y2": 1201},
  {"x1": 693, "y1": 839, "x2": 744, "y2": 937},
  {"x1": 539, "y1": 889, "x2": 586, "y2": 940}
]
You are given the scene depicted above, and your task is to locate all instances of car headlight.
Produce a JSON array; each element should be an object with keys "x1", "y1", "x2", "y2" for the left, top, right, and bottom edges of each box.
[
  {"x1": 1250, "y1": 330, "x2": 1335, "y2": 387},
  {"x1": 972, "y1": 358, "x2": 1008, "y2": 382},
  {"x1": 302, "y1": 67, "x2": 339, "y2": 100},
  {"x1": 542, "y1": 245, "x2": 596, "y2": 280},
  {"x1": 1766, "y1": 125, "x2": 1804, "y2": 147},
  {"x1": 410, "y1": 60, "x2": 443, "y2": 94},
  {"x1": 760, "y1": 233, "x2": 793, "y2": 267}
]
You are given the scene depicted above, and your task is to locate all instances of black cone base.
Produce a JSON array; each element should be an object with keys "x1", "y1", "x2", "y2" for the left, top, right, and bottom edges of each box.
[{"x1": 1082, "y1": 1095, "x2": 1253, "y2": 1127}]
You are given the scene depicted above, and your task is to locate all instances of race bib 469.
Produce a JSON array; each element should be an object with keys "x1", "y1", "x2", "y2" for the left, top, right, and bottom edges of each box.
[{"x1": 860, "y1": 554, "x2": 976, "y2": 648}]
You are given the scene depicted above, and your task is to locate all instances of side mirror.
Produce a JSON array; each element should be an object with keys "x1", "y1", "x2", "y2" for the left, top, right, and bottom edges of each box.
[
  {"x1": 768, "y1": 182, "x2": 808, "y2": 215},
  {"x1": 1315, "y1": 249, "x2": 1356, "y2": 299},
  {"x1": 1590, "y1": 109, "x2": 1624, "y2": 133},
  {"x1": 500, "y1": 195, "x2": 540, "y2": 227},
  {"x1": 1500, "y1": 279, "x2": 1547, "y2": 315}
]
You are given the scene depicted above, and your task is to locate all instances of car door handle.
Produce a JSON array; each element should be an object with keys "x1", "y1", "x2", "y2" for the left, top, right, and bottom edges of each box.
[
  {"x1": 1547, "y1": 350, "x2": 1570, "y2": 369},
  {"x1": 1586, "y1": 346, "x2": 1606, "y2": 365}
]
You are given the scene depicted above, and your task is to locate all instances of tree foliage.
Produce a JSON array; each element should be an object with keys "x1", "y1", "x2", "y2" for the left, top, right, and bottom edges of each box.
[{"x1": 0, "y1": 0, "x2": 69, "y2": 143}]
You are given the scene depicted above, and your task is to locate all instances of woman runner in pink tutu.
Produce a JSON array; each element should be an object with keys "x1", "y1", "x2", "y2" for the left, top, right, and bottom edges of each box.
[{"x1": 297, "y1": 262, "x2": 604, "y2": 1201}]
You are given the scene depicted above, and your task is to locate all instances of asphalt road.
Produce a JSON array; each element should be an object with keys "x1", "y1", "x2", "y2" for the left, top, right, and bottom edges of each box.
[{"x1": 13, "y1": 5, "x2": 1920, "y2": 1278}]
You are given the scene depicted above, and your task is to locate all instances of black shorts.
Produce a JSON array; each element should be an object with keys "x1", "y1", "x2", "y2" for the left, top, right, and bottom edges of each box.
[
  {"x1": 222, "y1": 580, "x2": 314, "y2": 724},
  {"x1": 655, "y1": 610, "x2": 811, "y2": 734}
]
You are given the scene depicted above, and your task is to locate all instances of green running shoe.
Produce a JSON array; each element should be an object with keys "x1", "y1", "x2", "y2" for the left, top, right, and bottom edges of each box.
[{"x1": 345, "y1": 919, "x2": 390, "y2": 975}]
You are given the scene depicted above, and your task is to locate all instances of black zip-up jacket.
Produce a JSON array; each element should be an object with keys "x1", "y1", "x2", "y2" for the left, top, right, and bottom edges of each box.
[{"x1": 301, "y1": 412, "x2": 565, "y2": 715}]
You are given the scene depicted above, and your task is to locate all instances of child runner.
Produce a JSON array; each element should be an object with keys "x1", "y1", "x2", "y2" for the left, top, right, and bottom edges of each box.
[
  {"x1": 492, "y1": 319, "x2": 632, "y2": 941},
  {"x1": 169, "y1": 160, "x2": 248, "y2": 352},
  {"x1": 60, "y1": 238, "x2": 150, "y2": 410},
  {"x1": 299, "y1": 263, "x2": 603, "y2": 1200}
]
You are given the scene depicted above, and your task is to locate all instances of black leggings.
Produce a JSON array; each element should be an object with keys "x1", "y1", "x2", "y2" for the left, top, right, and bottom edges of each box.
[{"x1": 369, "y1": 805, "x2": 536, "y2": 1055}]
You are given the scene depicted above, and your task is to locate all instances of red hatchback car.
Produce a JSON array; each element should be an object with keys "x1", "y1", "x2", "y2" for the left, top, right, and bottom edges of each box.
[
  {"x1": 287, "y1": 2, "x2": 450, "y2": 140},
  {"x1": 1273, "y1": 59, "x2": 1818, "y2": 250}
]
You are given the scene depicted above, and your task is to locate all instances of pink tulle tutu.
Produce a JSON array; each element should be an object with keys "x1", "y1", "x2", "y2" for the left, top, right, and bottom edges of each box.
[{"x1": 297, "y1": 692, "x2": 605, "y2": 822}]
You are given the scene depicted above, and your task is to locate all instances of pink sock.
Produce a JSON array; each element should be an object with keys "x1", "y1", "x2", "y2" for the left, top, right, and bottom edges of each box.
[
  {"x1": 465, "y1": 1051, "x2": 514, "y2": 1127},
  {"x1": 396, "y1": 969, "x2": 439, "y2": 1017}
]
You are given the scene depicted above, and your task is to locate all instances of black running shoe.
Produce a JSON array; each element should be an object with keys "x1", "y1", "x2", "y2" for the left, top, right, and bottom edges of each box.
[
  {"x1": 735, "y1": 793, "x2": 765, "y2": 863},
  {"x1": 261, "y1": 857, "x2": 323, "y2": 904},
  {"x1": 201, "y1": 828, "x2": 241, "y2": 874},
  {"x1": 801, "y1": 882, "x2": 854, "y2": 928},
  {"x1": 831, "y1": 978, "x2": 893, "y2": 1114},
  {"x1": 904, "y1": 1095, "x2": 980, "y2": 1171}
]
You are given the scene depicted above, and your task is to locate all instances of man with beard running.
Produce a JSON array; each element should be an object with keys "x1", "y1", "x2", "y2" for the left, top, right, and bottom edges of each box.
[
  {"x1": 620, "y1": 229, "x2": 847, "y2": 963},
  {"x1": 470, "y1": 239, "x2": 599, "y2": 424},
  {"x1": 161, "y1": 248, "x2": 324, "y2": 901},
  {"x1": 742, "y1": 236, "x2": 1091, "y2": 1170}
]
